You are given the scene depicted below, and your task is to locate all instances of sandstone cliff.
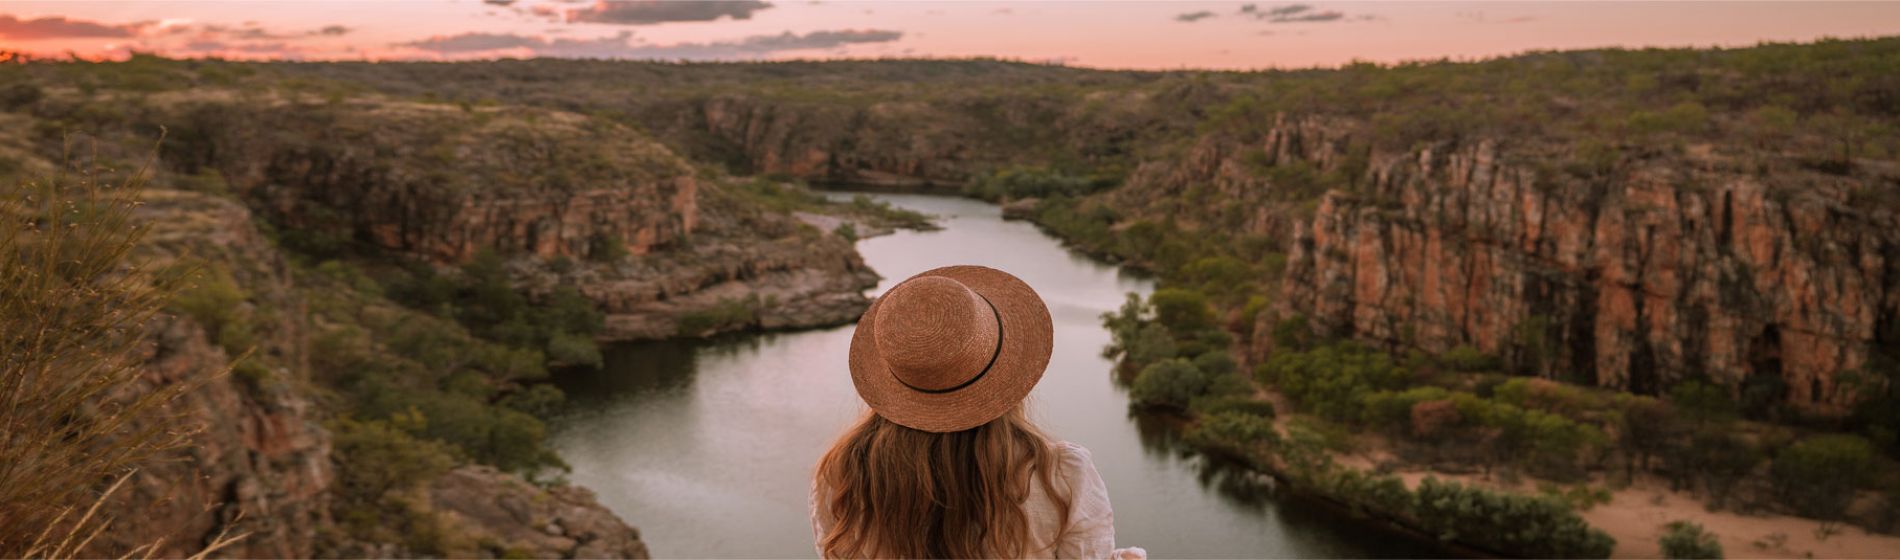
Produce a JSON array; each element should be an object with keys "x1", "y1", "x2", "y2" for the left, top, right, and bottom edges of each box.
[
  {"x1": 151, "y1": 94, "x2": 877, "y2": 340},
  {"x1": 1215, "y1": 118, "x2": 1900, "y2": 410},
  {"x1": 99, "y1": 189, "x2": 653, "y2": 558}
]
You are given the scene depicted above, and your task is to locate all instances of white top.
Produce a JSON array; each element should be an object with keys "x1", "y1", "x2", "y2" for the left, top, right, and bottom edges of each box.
[{"x1": 811, "y1": 441, "x2": 1146, "y2": 559}]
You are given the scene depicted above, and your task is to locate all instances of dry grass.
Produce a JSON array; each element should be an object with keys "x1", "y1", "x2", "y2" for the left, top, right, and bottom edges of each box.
[{"x1": 0, "y1": 139, "x2": 234, "y2": 557}]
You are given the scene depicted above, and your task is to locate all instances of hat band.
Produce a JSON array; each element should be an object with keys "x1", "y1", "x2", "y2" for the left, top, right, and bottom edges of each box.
[{"x1": 894, "y1": 293, "x2": 1004, "y2": 395}]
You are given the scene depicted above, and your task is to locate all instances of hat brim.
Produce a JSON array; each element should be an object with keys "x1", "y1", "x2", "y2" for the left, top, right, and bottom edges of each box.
[{"x1": 848, "y1": 265, "x2": 1054, "y2": 433}]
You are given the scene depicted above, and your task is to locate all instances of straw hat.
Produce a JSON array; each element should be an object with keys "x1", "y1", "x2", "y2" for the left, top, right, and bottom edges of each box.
[{"x1": 848, "y1": 265, "x2": 1054, "y2": 433}]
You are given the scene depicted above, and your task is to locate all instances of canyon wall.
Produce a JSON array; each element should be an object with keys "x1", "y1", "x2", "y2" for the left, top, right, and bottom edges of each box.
[
  {"x1": 672, "y1": 89, "x2": 1190, "y2": 188},
  {"x1": 155, "y1": 95, "x2": 876, "y2": 341},
  {"x1": 105, "y1": 189, "x2": 652, "y2": 558},
  {"x1": 1235, "y1": 119, "x2": 1900, "y2": 410}
]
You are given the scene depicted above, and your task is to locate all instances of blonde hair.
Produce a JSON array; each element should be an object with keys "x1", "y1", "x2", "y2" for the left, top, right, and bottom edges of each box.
[{"x1": 813, "y1": 406, "x2": 1071, "y2": 558}]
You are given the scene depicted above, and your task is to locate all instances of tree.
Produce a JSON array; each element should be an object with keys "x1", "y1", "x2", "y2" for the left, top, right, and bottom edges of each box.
[
  {"x1": 1132, "y1": 359, "x2": 1205, "y2": 409},
  {"x1": 1616, "y1": 396, "x2": 1681, "y2": 479},
  {"x1": 1770, "y1": 434, "x2": 1878, "y2": 524},
  {"x1": 1149, "y1": 288, "x2": 1215, "y2": 337},
  {"x1": 1688, "y1": 430, "x2": 1759, "y2": 510},
  {"x1": 1659, "y1": 521, "x2": 1723, "y2": 559}
]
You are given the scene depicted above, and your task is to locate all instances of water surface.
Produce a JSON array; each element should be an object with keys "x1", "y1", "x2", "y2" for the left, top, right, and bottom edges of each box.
[{"x1": 551, "y1": 193, "x2": 1441, "y2": 558}]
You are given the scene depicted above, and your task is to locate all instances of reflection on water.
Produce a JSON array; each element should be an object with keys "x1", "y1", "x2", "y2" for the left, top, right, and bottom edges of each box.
[{"x1": 550, "y1": 193, "x2": 1445, "y2": 558}]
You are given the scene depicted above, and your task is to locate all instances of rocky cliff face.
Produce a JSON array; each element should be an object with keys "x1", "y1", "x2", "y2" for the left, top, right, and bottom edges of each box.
[
  {"x1": 100, "y1": 190, "x2": 334, "y2": 558},
  {"x1": 91, "y1": 189, "x2": 651, "y2": 558},
  {"x1": 679, "y1": 90, "x2": 1187, "y2": 188},
  {"x1": 157, "y1": 94, "x2": 875, "y2": 341},
  {"x1": 1249, "y1": 119, "x2": 1900, "y2": 410}
]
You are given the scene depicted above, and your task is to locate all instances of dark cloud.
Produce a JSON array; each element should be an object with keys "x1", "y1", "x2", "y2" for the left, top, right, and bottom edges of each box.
[
  {"x1": 1239, "y1": 4, "x2": 1358, "y2": 24},
  {"x1": 483, "y1": 0, "x2": 518, "y2": 5},
  {"x1": 648, "y1": 29, "x2": 900, "y2": 58},
  {"x1": 178, "y1": 39, "x2": 300, "y2": 56},
  {"x1": 566, "y1": 1, "x2": 773, "y2": 25},
  {"x1": 189, "y1": 23, "x2": 351, "y2": 40},
  {"x1": 402, "y1": 28, "x2": 901, "y2": 60},
  {"x1": 0, "y1": 14, "x2": 148, "y2": 39},
  {"x1": 403, "y1": 32, "x2": 545, "y2": 53},
  {"x1": 1276, "y1": 10, "x2": 1344, "y2": 23},
  {"x1": 1268, "y1": 4, "x2": 1314, "y2": 17},
  {"x1": 1174, "y1": 11, "x2": 1216, "y2": 23}
]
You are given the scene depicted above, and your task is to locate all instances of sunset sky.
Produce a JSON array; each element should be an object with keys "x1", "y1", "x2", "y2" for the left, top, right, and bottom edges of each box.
[{"x1": 1, "y1": 1, "x2": 1898, "y2": 70}]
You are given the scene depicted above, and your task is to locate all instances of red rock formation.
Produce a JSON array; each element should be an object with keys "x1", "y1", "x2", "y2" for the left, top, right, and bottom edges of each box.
[
  {"x1": 94, "y1": 190, "x2": 651, "y2": 558},
  {"x1": 1258, "y1": 120, "x2": 1899, "y2": 411},
  {"x1": 159, "y1": 97, "x2": 875, "y2": 341}
]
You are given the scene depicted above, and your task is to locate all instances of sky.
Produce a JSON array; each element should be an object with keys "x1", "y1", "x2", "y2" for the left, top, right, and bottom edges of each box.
[{"x1": 0, "y1": 1, "x2": 1897, "y2": 70}]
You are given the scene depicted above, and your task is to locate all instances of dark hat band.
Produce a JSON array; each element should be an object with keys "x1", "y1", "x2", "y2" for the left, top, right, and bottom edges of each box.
[{"x1": 891, "y1": 293, "x2": 1004, "y2": 395}]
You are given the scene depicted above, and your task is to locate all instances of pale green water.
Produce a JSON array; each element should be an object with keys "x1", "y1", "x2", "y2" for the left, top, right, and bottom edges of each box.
[{"x1": 550, "y1": 193, "x2": 1443, "y2": 558}]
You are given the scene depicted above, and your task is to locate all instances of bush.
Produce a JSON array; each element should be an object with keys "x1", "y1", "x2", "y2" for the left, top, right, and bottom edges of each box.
[
  {"x1": 1439, "y1": 345, "x2": 1500, "y2": 372},
  {"x1": 961, "y1": 166, "x2": 1106, "y2": 202},
  {"x1": 1258, "y1": 343, "x2": 1408, "y2": 422},
  {"x1": 1362, "y1": 386, "x2": 1454, "y2": 431},
  {"x1": 1149, "y1": 288, "x2": 1216, "y2": 336},
  {"x1": 1412, "y1": 477, "x2": 1616, "y2": 559},
  {"x1": 833, "y1": 222, "x2": 859, "y2": 242},
  {"x1": 333, "y1": 416, "x2": 455, "y2": 505},
  {"x1": 1770, "y1": 434, "x2": 1878, "y2": 521},
  {"x1": 1659, "y1": 521, "x2": 1723, "y2": 559},
  {"x1": 1668, "y1": 380, "x2": 1738, "y2": 423},
  {"x1": 1190, "y1": 395, "x2": 1277, "y2": 419},
  {"x1": 1185, "y1": 412, "x2": 1279, "y2": 463},
  {"x1": 1132, "y1": 359, "x2": 1207, "y2": 409},
  {"x1": 676, "y1": 295, "x2": 761, "y2": 335},
  {"x1": 1687, "y1": 430, "x2": 1759, "y2": 509}
]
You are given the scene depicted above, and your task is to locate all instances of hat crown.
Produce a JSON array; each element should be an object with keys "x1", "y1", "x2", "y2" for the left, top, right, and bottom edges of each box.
[{"x1": 871, "y1": 276, "x2": 1001, "y2": 393}]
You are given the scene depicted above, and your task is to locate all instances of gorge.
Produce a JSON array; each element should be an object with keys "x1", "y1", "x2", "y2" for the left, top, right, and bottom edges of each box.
[{"x1": 1, "y1": 36, "x2": 1897, "y2": 558}]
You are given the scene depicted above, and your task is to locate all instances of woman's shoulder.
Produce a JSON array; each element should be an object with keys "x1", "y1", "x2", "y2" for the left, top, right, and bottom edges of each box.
[
  {"x1": 1053, "y1": 440, "x2": 1092, "y2": 461},
  {"x1": 1049, "y1": 441, "x2": 1103, "y2": 481}
]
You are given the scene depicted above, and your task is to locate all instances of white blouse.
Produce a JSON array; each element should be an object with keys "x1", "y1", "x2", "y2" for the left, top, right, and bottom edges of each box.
[{"x1": 811, "y1": 441, "x2": 1146, "y2": 559}]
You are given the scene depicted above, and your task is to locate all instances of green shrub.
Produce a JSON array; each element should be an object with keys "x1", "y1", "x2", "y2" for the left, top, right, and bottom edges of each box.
[
  {"x1": 1258, "y1": 343, "x2": 1408, "y2": 422},
  {"x1": 1362, "y1": 386, "x2": 1454, "y2": 430},
  {"x1": 1439, "y1": 345, "x2": 1500, "y2": 372},
  {"x1": 676, "y1": 295, "x2": 761, "y2": 335},
  {"x1": 1192, "y1": 350, "x2": 1238, "y2": 376},
  {"x1": 1132, "y1": 359, "x2": 1210, "y2": 410},
  {"x1": 1412, "y1": 477, "x2": 1616, "y2": 559},
  {"x1": 833, "y1": 222, "x2": 859, "y2": 242},
  {"x1": 961, "y1": 166, "x2": 1108, "y2": 202},
  {"x1": 1669, "y1": 380, "x2": 1738, "y2": 423},
  {"x1": 1659, "y1": 520, "x2": 1723, "y2": 559},
  {"x1": 1149, "y1": 288, "x2": 1216, "y2": 336},
  {"x1": 546, "y1": 332, "x2": 603, "y2": 369},
  {"x1": 1185, "y1": 412, "x2": 1279, "y2": 463},
  {"x1": 1190, "y1": 395, "x2": 1277, "y2": 419},
  {"x1": 1687, "y1": 430, "x2": 1759, "y2": 509},
  {"x1": 333, "y1": 416, "x2": 455, "y2": 505},
  {"x1": 1770, "y1": 434, "x2": 1878, "y2": 521}
]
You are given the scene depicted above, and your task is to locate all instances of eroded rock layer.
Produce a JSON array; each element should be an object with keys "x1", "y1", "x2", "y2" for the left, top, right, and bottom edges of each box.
[{"x1": 1251, "y1": 121, "x2": 1899, "y2": 410}]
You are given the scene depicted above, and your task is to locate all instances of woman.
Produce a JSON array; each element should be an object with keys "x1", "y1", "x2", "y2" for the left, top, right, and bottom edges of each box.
[{"x1": 812, "y1": 265, "x2": 1144, "y2": 559}]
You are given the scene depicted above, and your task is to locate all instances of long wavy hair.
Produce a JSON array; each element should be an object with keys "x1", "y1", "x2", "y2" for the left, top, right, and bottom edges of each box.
[{"x1": 814, "y1": 406, "x2": 1071, "y2": 558}]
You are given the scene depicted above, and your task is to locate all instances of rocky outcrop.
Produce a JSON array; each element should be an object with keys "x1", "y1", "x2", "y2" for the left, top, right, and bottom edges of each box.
[
  {"x1": 91, "y1": 190, "x2": 651, "y2": 558},
  {"x1": 154, "y1": 94, "x2": 878, "y2": 341},
  {"x1": 90, "y1": 190, "x2": 334, "y2": 558},
  {"x1": 683, "y1": 89, "x2": 1188, "y2": 188},
  {"x1": 160, "y1": 98, "x2": 700, "y2": 264},
  {"x1": 428, "y1": 467, "x2": 649, "y2": 559},
  {"x1": 1261, "y1": 122, "x2": 1900, "y2": 410}
]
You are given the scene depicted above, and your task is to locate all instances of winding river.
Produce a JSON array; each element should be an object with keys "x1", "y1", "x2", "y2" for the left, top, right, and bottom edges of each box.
[{"x1": 550, "y1": 193, "x2": 1443, "y2": 558}]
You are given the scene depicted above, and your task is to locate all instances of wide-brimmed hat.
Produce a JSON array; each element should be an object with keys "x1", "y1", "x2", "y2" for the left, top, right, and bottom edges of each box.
[{"x1": 848, "y1": 265, "x2": 1054, "y2": 433}]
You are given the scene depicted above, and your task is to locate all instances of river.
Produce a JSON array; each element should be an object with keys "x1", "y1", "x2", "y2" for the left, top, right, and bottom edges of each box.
[{"x1": 549, "y1": 193, "x2": 1443, "y2": 558}]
